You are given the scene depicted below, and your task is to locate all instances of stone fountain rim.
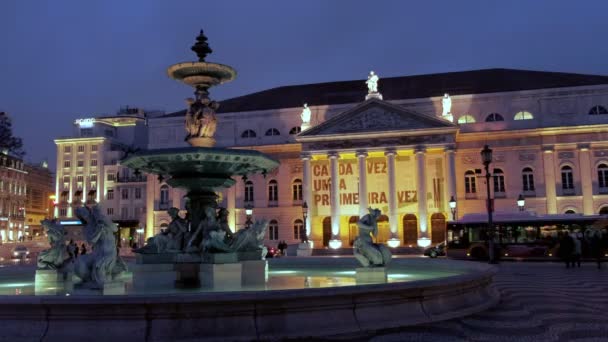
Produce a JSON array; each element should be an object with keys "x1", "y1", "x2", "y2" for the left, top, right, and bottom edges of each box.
[{"x1": 167, "y1": 61, "x2": 237, "y2": 83}]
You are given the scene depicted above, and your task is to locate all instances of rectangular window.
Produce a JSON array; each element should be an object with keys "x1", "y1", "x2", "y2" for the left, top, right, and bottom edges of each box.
[
  {"x1": 135, "y1": 187, "x2": 142, "y2": 199},
  {"x1": 59, "y1": 208, "x2": 67, "y2": 217},
  {"x1": 64, "y1": 160, "x2": 71, "y2": 168},
  {"x1": 107, "y1": 173, "x2": 115, "y2": 181},
  {"x1": 90, "y1": 174, "x2": 97, "y2": 182},
  {"x1": 562, "y1": 171, "x2": 574, "y2": 189},
  {"x1": 493, "y1": 175, "x2": 505, "y2": 193},
  {"x1": 77, "y1": 145, "x2": 85, "y2": 152},
  {"x1": 77, "y1": 160, "x2": 84, "y2": 167},
  {"x1": 63, "y1": 176, "x2": 70, "y2": 183},
  {"x1": 121, "y1": 207, "x2": 128, "y2": 219},
  {"x1": 121, "y1": 188, "x2": 129, "y2": 199},
  {"x1": 106, "y1": 189, "x2": 114, "y2": 200},
  {"x1": 90, "y1": 159, "x2": 98, "y2": 166},
  {"x1": 91, "y1": 145, "x2": 98, "y2": 152},
  {"x1": 107, "y1": 208, "x2": 114, "y2": 215},
  {"x1": 77, "y1": 175, "x2": 84, "y2": 182},
  {"x1": 64, "y1": 146, "x2": 71, "y2": 153},
  {"x1": 523, "y1": 174, "x2": 535, "y2": 191}
]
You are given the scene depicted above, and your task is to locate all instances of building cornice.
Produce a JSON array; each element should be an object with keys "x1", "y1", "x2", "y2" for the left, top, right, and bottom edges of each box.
[{"x1": 54, "y1": 137, "x2": 107, "y2": 144}]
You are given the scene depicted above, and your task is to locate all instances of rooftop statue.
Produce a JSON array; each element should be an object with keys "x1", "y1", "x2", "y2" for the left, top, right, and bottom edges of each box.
[
  {"x1": 37, "y1": 219, "x2": 69, "y2": 270},
  {"x1": 353, "y1": 208, "x2": 392, "y2": 267},
  {"x1": 135, "y1": 207, "x2": 188, "y2": 254},
  {"x1": 73, "y1": 205, "x2": 127, "y2": 289},
  {"x1": 442, "y1": 93, "x2": 452, "y2": 116},
  {"x1": 366, "y1": 71, "x2": 379, "y2": 94},
  {"x1": 301, "y1": 103, "x2": 311, "y2": 125}
]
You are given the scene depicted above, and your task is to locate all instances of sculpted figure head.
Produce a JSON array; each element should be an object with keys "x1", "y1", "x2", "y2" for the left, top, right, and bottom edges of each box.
[{"x1": 167, "y1": 207, "x2": 180, "y2": 219}]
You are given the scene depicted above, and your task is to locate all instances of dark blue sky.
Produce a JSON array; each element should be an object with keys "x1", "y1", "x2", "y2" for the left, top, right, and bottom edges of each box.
[{"x1": 1, "y1": 0, "x2": 607, "y2": 169}]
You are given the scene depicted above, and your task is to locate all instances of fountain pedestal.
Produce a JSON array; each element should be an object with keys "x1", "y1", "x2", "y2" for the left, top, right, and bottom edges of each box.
[
  {"x1": 132, "y1": 263, "x2": 176, "y2": 291},
  {"x1": 356, "y1": 267, "x2": 387, "y2": 284},
  {"x1": 35, "y1": 270, "x2": 74, "y2": 295}
]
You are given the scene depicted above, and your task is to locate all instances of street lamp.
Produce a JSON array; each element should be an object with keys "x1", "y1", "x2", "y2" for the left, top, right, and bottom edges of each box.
[
  {"x1": 449, "y1": 196, "x2": 457, "y2": 221},
  {"x1": 517, "y1": 194, "x2": 525, "y2": 212},
  {"x1": 300, "y1": 201, "x2": 309, "y2": 243},
  {"x1": 245, "y1": 204, "x2": 253, "y2": 229},
  {"x1": 481, "y1": 145, "x2": 497, "y2": 264}
]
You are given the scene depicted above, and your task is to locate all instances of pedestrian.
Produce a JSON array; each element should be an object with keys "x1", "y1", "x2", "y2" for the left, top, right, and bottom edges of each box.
[
  {"x1": 278, "y1": 240, "x2": 287, "y2": 256},
  {"x1": 66, "y1": 239, "x2": 76, "y2": 260},
  {"x1": 572, "y1": 233, "x2": 582, "y2": 268},
  {"x1": 81, "y1": 243, "x2": 87, "y2": 255},
  {"x1": 558, "y1": 233, "x2": 574, "y2": 268},
  {"x1": 590, "y1": 231, "x2": 603, "y2": 270},
  {"x1": 74, "y1": 244, "x2": 80, "y2": 259}
]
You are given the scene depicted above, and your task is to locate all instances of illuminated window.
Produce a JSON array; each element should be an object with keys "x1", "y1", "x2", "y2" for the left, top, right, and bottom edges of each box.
[
  {"x1": 485, "y1": 113, "x2": 504, "y2": 122},
  {"x1": 244, "y1": 180, "x2": 254, "y2": 202},
  {"x1": 457, "y1": 115, "x2": 476, "y2": 124},
  {"x1": 293, "y1": 219, "x2": 304, "y2": 240},
  {"x1": 598, "y1": 164, "x2": 608, "y2": 190},
  {"x1": 522, "y1": 167, "x2": 535, "y2": 191},
  {"x1": 241, "y1": 129, "x2": 256, "y2": 138},
  {"x1": 289, "y1": 126, "x2": 302, "y2": 134},
  {"x1": 268, "y1": 220, "x2": 279, "y2": 240},
  {"x1": 292, "y1": 179, "x2": 302, "y2": 201},
  {"x1": 268, "y1": 180, "x2": 278, "y2": 202},
  {"x1": 561, "y1": 166, "x2": 574, "y2": 190},
  {"x1": 589, "y1": 105, "x2": 608, "y2": 115},
  {"x1": 265, "y1": 128, "x2": 281, "y2": 136},
  {"x1": 514, "y1": 111, "x2": 534, "y2": 120},
  {"x1": 465, "y1": 170, "x2": 476, "y2": 194},
  {"x1": 493, "y1": 168, "x2": 505, "y2": 193}
]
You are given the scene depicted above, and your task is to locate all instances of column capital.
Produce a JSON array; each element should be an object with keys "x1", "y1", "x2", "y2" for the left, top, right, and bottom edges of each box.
[
  {"x1": 355, "y1": 150, "x2": 368, "y2": 158},
  {"x1": 300, "y1": 152, "x2": 312, "y2": 160},
  {"x1": 414, "y1": 146, "x2": 426, "y2": 154},
  {"x1": 328, "y1": 151, "x2": 340, "y2": 159},
  {"x1": 384, "y1": 148, "x2": 397, "y2": 157},
  {"x1": 542, "y1": 145, "x2": 555, "y2": 153},
  {"x1": 578, "y1": 143, "x2": 591, "y2": 152}
]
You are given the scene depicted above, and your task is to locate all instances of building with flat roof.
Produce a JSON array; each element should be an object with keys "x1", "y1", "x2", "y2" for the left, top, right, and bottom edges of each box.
[{"x1": 24, "y1": 161, "x2": 53, "y2": 237}]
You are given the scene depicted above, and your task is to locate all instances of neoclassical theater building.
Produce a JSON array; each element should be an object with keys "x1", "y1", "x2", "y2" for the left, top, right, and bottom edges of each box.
[{"x1": 144, "y1": 68, "x2": 608, "y2": 248}]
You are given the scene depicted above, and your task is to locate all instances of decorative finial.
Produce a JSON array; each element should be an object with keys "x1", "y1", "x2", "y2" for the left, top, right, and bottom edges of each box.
[{"x1": 191, "y1": 30, "x2": 213, "y2": 62}]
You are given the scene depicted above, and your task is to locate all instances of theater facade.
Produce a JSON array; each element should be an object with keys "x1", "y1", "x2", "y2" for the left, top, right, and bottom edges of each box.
[{"x1": 146, "y1": 68, "x2": 608, "y2": 248}]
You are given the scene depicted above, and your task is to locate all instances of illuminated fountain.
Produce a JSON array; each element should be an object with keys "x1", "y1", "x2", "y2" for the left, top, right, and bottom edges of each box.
[{"x1": 0, "y1": 31, "x2": 499, "y2": 341}]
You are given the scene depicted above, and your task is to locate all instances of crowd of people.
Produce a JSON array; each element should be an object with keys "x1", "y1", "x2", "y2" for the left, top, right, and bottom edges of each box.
[
  {"x1": 66, "y1": 239, "x2": 88, "y2": 260},
  {"x1": 558, "y1": 231, "x2": 605, "y2": 269}
]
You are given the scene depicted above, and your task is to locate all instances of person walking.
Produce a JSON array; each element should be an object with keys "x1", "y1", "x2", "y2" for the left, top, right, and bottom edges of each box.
[
  {"x1": 572, "y1": 233, "x2": 582, "y2": 268},
  {"x1": 81, "y1": 243, "x2": 87, "y2": 255},
  {"x1": 74, "y1": 244, "x2": 80, "y2": 259},
  {"x1": 559, "y1": 233, "x2": 574, "y2": 268},
  {"x1": 590, "y1": 231, "x2": 603, "y2": 270},
  {"x1": 66, "y1": 239, "x2": 76, "y2": 261}
]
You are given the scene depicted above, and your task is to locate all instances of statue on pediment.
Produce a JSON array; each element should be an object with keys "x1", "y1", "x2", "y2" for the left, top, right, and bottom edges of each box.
[
  {"x1": 366, "y1": 71, "x2": 379, "y2": 94},
  {"x1": 301, "y1": 103, "x2": 311, "y2": 125},
  {"x1": 442, "y1": 93, "x2": 452, "y2": 116}
]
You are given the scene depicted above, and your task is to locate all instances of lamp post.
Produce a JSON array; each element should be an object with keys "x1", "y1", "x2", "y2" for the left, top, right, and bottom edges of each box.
[
  {"x1": 517, "y1": 194, "x2": 525, "y2": 212},
  {"x1": 481, "y1": 145, "x2": 497, "y2": 264},
  {"x1": 449, "y1": 196, "x2": 457, "y2": 221},
  {"x1": 300, "y1": 201, "x2": 309, "y2": 243},
  {"x1": 245, "y1": 204, "x2": 253, "y2": 229}
]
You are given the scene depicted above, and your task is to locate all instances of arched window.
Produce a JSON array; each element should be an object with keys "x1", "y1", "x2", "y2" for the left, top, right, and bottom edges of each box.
[
  {"x1": 493, "y1": 168, "x2": 505, "y2": 193},
  {"x1": 465, "y1": 170, "x2": 477, "y2": 194},
  {"x1": 292, "y1": 179, "x2": 302, "y2": 201},
  {"x1": 244, "y1": 180, "x2": 254, "y2": 202},
  {"x1": 600, "y1": 206, "x2": 608, "y2": 215},
  {"x1": 268, "y1": 180, "x2": 278, "y2": 203},
  {"x1": 269, "y1": 219, "x2": 279, "y2": 240},
  {"x1": 565, "y1": 209, "x2": 576, "y2": 214},
  {"x1": 289, "y1": 126, "x2": 302, "y2": 135},
  {"x1": 598, "y1": 164, "x2": 608, "y2": 190},
  {"x1": 561, "y1": 166, "x2": 574, "y2": 190},
  {"x1": 485, "y1": 113, "x2": 504, "y2": 122},
  {"x1": 265, "y1": 128, "x2": 280, "y2": 136},
  {"x1": 241, "y1": 129, "x2": 257, "y2": 138},
  {"x1": 522, "y1": 167, "x2": 535, "y2": 192},
  {"x1": 293, "y1": 219, "x2": 304, "y2": 240},
  {"x1": 589, "y1": 105, "x2": 608, "y2": 115},
  {"x1": 457, "y1": 115, "x2": 476, "y2": 124},
  {"x1": 514, "y1": 111, "x2": 534, "y2": 120},
  {"x1": 160, "y1": 185, "x2": 169, "y2": 205}
]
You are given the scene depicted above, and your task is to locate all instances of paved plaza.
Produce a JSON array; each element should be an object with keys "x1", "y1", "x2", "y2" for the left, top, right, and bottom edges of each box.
[{"x1": 364, "y1": 262, "x2": 608, "y2": 342}]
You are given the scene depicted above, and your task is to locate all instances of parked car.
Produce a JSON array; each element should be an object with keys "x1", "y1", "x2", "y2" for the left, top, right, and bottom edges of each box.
[
  {"x1": 424, "y1": 242, "x2": 446, "y2": 258},
  {"x1": 11, "y1": 245, "x2": 30, "y2": 259}
]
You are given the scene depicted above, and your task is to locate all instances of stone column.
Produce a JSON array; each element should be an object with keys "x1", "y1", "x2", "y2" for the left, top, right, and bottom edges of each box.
[
  {"x1": 415, "y1": 147, "x2": 430, "y2": 247},
  {"x1": 145, "y1": 174, "x2": 155, "y2": 238},
  {"x1": 542, "y1": 146, "x2": 557, "y2": 214},
  {"x1": 301, "y1": 153, "x2": 313, "y2": 239},
  {"x1": 579, "y1": 144, "x2": 594, "y2": 215},
  {"x1": 356, "y1": 151, "x2": 368, "y2": 217},
  {"x1": 329, "y1": 152, "x2": 342, "y2": 248},
  {"x1": 385, "y1": 149, "x2": 400, "y2": 247},
  {"x1": 226, "y1": 186, "x2": 236, "y2": 232},
  {"x1": 445, "y1": 146, "x2": 457, "y2": 215}
]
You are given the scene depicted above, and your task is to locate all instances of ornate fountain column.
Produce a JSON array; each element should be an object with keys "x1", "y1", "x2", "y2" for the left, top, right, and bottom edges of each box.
[
  {"x1": 301, "y1": 153, "x2": 313, "y2": 239},
  {"x1": 415, "y1": 147, "x2": 430, "y2": 247},
  {"x1": 329, "y1": 152, "x2": 342, "y2": 249}
]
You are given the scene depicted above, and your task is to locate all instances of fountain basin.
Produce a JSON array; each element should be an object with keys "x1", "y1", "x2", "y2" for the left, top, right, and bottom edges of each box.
[
  {"x1": 167, "y1": 61, "x2": 237, "y2": 88},
  {"x1": 0, "y1": 258, "x2": 498, "y2": 341}
]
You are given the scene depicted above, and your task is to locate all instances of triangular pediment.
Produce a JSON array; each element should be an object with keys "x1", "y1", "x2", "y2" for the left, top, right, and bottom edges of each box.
[{"x1": 298, "y1": 98, "x2": 455, "y2": 137}]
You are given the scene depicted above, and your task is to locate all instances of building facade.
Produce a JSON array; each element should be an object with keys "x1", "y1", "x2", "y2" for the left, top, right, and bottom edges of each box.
[
  {"x1": 24, "y1": 162, "x2": 54, "y2": 237},
  {"x1": 0, "y1": 152, "x2": 27, "y2": 242},
  {"x1": 53, "y1": 107, "x2": 156, "y2": 245}
]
